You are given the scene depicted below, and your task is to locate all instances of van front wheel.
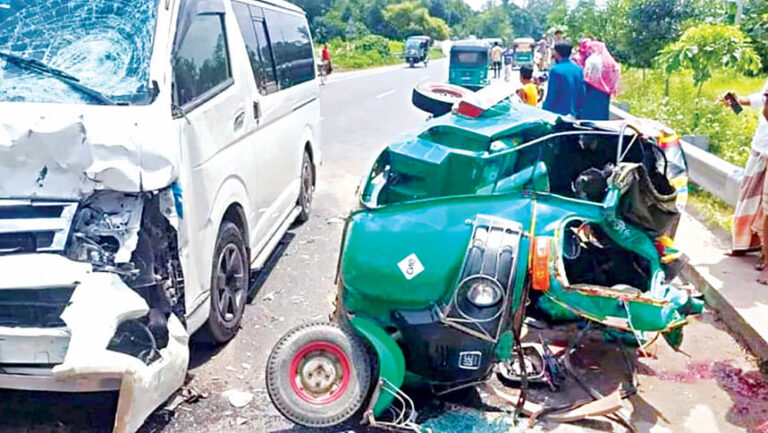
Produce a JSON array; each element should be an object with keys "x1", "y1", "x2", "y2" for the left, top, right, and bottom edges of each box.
[
  {"x1": 296, "y1": 150, "x2": 314, "y2": 224},
  {"x1": 205, "y1": 221, "x2": 249, "y2": 343}
]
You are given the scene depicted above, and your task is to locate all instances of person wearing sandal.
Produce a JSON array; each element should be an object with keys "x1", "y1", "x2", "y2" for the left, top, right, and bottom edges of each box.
[{"x1": 725, "y1": 78, "x2": 768, "y2": 282}]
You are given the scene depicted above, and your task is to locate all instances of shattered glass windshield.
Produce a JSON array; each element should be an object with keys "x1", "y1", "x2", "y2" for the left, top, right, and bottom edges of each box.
[{"x1": 0, "y1": 0, "x2": 159, "y2": 105}]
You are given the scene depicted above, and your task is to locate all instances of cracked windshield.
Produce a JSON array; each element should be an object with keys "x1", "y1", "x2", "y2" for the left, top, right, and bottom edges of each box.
[
  {"x1": 0, "y1": 0, "x2": 157, "y2": 104},
  {"x1": 1, "y1": 0, "x2": 768, "y2": 433}
]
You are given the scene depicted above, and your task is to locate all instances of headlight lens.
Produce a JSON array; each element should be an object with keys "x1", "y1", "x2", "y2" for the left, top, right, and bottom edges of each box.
[{"x1": 465, "y1": 276, "x2": 503, "y2": 308}]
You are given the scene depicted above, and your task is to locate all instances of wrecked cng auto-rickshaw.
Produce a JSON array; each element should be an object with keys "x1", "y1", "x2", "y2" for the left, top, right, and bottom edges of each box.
[{"x1": 266, "y1": 93, "x2": 701, "y2": 430}]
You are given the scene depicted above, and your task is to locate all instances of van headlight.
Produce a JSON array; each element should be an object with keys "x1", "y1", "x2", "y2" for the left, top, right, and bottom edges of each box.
[{"x1": 461, "y1": 276, "x2": 503, "y2": 308}]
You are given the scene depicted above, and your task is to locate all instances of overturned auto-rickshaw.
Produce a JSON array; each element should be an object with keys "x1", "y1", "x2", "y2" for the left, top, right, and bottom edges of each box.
[{"x1": 266, "y1": 90, "x2": 700, "y2": 430}]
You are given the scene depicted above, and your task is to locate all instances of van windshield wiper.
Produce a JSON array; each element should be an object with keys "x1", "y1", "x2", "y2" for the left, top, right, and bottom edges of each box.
[{"x1": 0, "y1": 51, "x2": 117, "y2": 105}]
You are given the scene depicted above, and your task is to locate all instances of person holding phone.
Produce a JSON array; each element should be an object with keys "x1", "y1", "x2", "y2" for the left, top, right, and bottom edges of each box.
[{"x1": 725, "y1": 78, "x2": 768, "y2": 283}]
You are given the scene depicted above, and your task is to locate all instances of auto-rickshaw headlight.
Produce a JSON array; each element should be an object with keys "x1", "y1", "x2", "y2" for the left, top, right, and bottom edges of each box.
[{"x1": 463, "y1": 276, "x2": 503, "y2": 308}]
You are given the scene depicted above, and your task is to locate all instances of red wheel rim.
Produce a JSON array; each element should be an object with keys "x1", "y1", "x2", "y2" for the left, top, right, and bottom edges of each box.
[{"x1": 289, "y1": 341, "x2": 351, "y2": 405}]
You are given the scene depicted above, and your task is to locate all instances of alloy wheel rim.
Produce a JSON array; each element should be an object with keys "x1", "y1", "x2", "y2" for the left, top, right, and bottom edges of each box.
[
  {"x1": 301, "y1": 160, "x2": 313, "y2": 212},
  {"x1": 215, "y1": 244, "x2": 245, "y2": 325}
]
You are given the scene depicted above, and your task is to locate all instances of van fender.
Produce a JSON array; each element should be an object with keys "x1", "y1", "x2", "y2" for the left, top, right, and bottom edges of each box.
[{"x1": 348, "y1": 316, "x2": 406, "y2": 417}]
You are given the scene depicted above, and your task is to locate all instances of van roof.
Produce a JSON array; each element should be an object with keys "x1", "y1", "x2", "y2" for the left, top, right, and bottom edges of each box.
[{"x1": 242, "y1": 0, "x2": 305, "y2": 14}]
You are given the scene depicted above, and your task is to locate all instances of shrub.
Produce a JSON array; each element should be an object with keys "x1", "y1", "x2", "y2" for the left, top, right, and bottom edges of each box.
[{"x1": 617, "y1": 68, "x2": 762, "y2": 167}]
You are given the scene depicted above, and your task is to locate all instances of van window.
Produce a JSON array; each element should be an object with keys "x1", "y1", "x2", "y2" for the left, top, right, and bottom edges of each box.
[
  {"x1": 173, "y1": 14, "x2": 232, "y2": 108},
  {"x1": 263, "y1": 9, "x2": 314, "y2": 89},
  {"x1": 231, "y1": 2, "x2": 278, "y2": 95}
]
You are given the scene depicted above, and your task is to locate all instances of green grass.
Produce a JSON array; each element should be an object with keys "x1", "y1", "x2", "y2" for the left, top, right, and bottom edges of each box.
[
  {"x1": 687, "y1": 184, "x2": 734, "y2": 233},
  {"x1": 617, "y1": 69, "x2": 762, "y2": 167},
  {"x1": 318, "y1": 37, "x2": 445, "y2": 71}
]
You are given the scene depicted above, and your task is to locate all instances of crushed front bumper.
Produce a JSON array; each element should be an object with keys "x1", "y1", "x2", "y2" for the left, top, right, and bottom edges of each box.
[{"x1": 0, "y1": 253, "x2": 189, "y2": 433}]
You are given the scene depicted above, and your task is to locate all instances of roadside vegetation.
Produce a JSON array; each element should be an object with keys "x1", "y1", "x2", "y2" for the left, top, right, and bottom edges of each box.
[
  {"x1": 319, "y1": 35, "x2": 444, "y2": 70},
  {"x1": 617, "y1": 69, "x2": 762, "y2": 167}
]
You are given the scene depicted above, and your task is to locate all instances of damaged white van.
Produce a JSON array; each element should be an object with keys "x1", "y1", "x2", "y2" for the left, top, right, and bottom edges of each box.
[{"x1": 0, "y1": 0, "x2": 319, "y2": 431}]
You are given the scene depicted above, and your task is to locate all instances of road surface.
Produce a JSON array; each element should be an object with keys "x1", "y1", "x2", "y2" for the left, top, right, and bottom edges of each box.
[{"x1": 1, "y1": 60, "x2": 765, "y2": 433}]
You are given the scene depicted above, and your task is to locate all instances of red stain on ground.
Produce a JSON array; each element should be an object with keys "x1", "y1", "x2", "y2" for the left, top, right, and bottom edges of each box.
[
  {"x1": 654, "y1": 362, "x2": 715, "y2": 383},
  {"x1": 712, "y1": 363, "x2": 768, "y2": 433},
  {"x1": 650, "y1": 361, "x2": 768, "y2": 432}
]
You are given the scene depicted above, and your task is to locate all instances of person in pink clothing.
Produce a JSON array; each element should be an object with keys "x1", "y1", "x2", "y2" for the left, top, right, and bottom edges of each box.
[{"x1": 573, "y1": 38, "x2": 620, "y2": 120}]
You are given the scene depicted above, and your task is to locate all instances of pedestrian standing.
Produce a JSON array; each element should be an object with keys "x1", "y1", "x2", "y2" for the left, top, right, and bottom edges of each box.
[
  {"x1": 574, "y1": 39, "x2": 620, "y2": 120},
  {"x1": 536, "y1": 35, "x2": 549, "y2": 71},
  {"x1": 491, "y1": 42, "x2": 503, "y2": 79},
  {"x1": 726, "y1": 78, "x2": 768, "y2": 283},
  {"x1": 542, "y1": 40, "x2": 585, "y2": 118}
]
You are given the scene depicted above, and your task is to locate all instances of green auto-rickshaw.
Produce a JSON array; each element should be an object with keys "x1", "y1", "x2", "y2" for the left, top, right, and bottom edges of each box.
[
  {"x1": 405, "y1": 35, "x2": 431, "y2": 68},
  {"x1": 512, "y1": 37, "x2": 535, "y2": 67},
  {"x1": 449, "y1": 41, "x2": 490, "y2": 91}
]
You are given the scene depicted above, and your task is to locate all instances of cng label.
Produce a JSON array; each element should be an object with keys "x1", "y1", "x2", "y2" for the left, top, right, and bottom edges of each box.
[
  {"x1": 458, "y1": 351, "x2": 482, "y2": 370},
  {"x1": 397, "y1": 253, "x2": 424, "y2": 280}
]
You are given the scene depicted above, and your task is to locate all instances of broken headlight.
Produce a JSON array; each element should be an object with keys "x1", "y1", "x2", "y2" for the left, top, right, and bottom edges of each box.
[{"x1": 67, "y1": 191, "x2": 144, "y2": 268}]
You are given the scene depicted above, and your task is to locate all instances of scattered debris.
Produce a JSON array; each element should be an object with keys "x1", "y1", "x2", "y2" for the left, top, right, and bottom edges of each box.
[
  {"x1": 164, "y1": 387, "x2": 207, "y2": 412},
  {"x1": 224, "y1": 390, "x2": 254, "y2": 408},
  {"x1": 326, "y1": 217, "x2": 345, "y2": 224},
  {"x1": 262, "y1": 292, "x2": 276, "y2": 302},
  {"x1": 241, "y1": 363, "x2": 252, "y2": 370},
  {"x1": 235, "y1": 417, "x2": 248, "y2": 426}
]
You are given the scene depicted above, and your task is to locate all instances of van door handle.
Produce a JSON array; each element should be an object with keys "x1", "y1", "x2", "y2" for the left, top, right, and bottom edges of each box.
[
  {"x1": 233, "y1": 110, "x2": 245, "y2": 131},
  {"x1": 253, "y1": 100, "x2": 262, "y2": 123}
]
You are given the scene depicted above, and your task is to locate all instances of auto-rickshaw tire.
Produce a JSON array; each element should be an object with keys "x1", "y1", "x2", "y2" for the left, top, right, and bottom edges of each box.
[
  {"x1": 412, "y1": 82, "x2": 472, "y2": 116},
  {"x1": 266, "y1": 322, "x2": 373, "y2": 428}
]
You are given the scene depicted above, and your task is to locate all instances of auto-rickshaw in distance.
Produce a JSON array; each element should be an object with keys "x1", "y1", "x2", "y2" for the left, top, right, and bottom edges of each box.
[
  {"x1": 405, "y1": 35, "x2": 431, "y2": 68},
  {"x1": 512, "y1": 37, "x2": 536, "y2": 68},
  {"x1": 449, "y1": 40, "x2": 490, "y2": 91}
]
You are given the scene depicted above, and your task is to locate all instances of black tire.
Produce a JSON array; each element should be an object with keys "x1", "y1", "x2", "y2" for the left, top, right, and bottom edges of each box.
[
  {"x1": 296, "y1": 150, "x2": 314, "y2": 224},
  {"x1": 409, "y1": 59, "x2": 415, "y2": 68},
  {"x1": 204, "y1": 221, "x2": 249, "y2": 343},
  {"x1": 266, "y1": 322, "x2": 373, "y2": 428},
  {"x1": 412, "y1": 82, "x2": 473, "y2": 116}
]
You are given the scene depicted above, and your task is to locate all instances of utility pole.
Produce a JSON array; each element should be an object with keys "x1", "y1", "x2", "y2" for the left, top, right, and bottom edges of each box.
[{"x1": 735, "y1": 0, "x2": 743, "y2": 23}]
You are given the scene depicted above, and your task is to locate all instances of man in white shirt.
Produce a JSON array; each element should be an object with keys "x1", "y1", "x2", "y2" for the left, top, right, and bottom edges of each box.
[{"x1": 727, "y1": 79, "x2": 768, "y2": 283}]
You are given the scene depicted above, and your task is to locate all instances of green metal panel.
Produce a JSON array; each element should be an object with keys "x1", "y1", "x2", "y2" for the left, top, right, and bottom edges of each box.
[{"x1": 349, "y1": 316, "x2": 406, "y2": 417}]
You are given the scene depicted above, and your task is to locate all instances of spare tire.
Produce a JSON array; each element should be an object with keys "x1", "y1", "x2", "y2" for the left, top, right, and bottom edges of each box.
[{"x1": 412, "y1": 82, "x2": 473, "y2": 116}]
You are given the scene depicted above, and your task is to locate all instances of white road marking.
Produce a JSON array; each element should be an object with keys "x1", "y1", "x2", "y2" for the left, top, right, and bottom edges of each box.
[{"x1": 376, "y1": 90, "x2": 396, "y2": 99}]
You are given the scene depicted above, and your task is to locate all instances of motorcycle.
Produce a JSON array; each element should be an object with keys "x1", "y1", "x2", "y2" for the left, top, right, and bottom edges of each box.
[{"x1": 265, "y1": 95, "x2": 702, "y2": 430}]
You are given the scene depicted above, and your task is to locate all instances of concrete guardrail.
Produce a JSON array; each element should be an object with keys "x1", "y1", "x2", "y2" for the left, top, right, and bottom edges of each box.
[{"x1": 610, "y1": 105, "x2": 743, "y2": 206}]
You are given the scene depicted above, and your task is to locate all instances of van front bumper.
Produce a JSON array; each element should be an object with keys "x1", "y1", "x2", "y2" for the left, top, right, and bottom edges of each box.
[{"x1": 0, "y1": 253, "x2": 189, "y2": 433}]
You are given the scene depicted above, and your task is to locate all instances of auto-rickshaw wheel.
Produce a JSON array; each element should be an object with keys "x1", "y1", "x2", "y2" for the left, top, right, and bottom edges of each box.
[
  {"x1": 412, "y1": 82, "x2": 472, "y2": 116},
  {"x1": 266, "y1": 322, "x2": 373, "y2": 428}
]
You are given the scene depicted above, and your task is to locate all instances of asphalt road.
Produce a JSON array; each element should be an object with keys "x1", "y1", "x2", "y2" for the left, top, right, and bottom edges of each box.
[{"x1": 1, "y1": 60, "x2": 765, "y2": 433}]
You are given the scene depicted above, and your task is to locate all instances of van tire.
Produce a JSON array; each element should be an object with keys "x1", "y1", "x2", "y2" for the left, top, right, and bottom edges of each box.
[
  {"x1": 204, "y1": 221, "x2": 249, "y2": 343},
  {"x1": 412, "y1": 82, "x2": 473, "y2": 116},
  {"x1": 296, "y1": 150, "x2": 314, "y2": 224}
]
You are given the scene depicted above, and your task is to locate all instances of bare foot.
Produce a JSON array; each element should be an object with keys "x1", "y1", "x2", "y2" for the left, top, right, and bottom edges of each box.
[{"x1": 758, "y1": 268, "x2": 768, "y2": 285}]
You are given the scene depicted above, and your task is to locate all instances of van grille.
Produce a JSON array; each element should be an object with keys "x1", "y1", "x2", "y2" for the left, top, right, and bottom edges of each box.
[
  {"x1": 0, "y1": 200, "x2": 78, "y2": 254},
  {"x1": 0, "y1": 287, "x2": 74, "y2": 328}
]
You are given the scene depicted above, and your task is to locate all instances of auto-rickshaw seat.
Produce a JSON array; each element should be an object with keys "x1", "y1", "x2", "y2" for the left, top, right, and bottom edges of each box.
[{"x1": 492, "y1": 161, "x2": 550, "y2": 194}]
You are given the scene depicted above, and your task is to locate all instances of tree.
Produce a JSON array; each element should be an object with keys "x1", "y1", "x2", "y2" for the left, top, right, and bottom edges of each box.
[
  {"x1": 656, "y1": 23, "x2": 762, "y2": 125},
  {"x1": 382, "y1": 1, "x2": 451, "y2": 40},
  {"x1": 623, "y1": 0, "x2": 684, "y2": 69},
  {"x1": 546, "y1": 0, "x2": 568, "y2": 30},
  {"x1": 463, "y1": 5, "x2": 514, "y2": 42}
]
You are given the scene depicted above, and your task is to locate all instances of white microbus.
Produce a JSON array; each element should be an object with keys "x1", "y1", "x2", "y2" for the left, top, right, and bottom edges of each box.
[{"x1": 0, "y1": 0, "x2": 320, "y2": 431}]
